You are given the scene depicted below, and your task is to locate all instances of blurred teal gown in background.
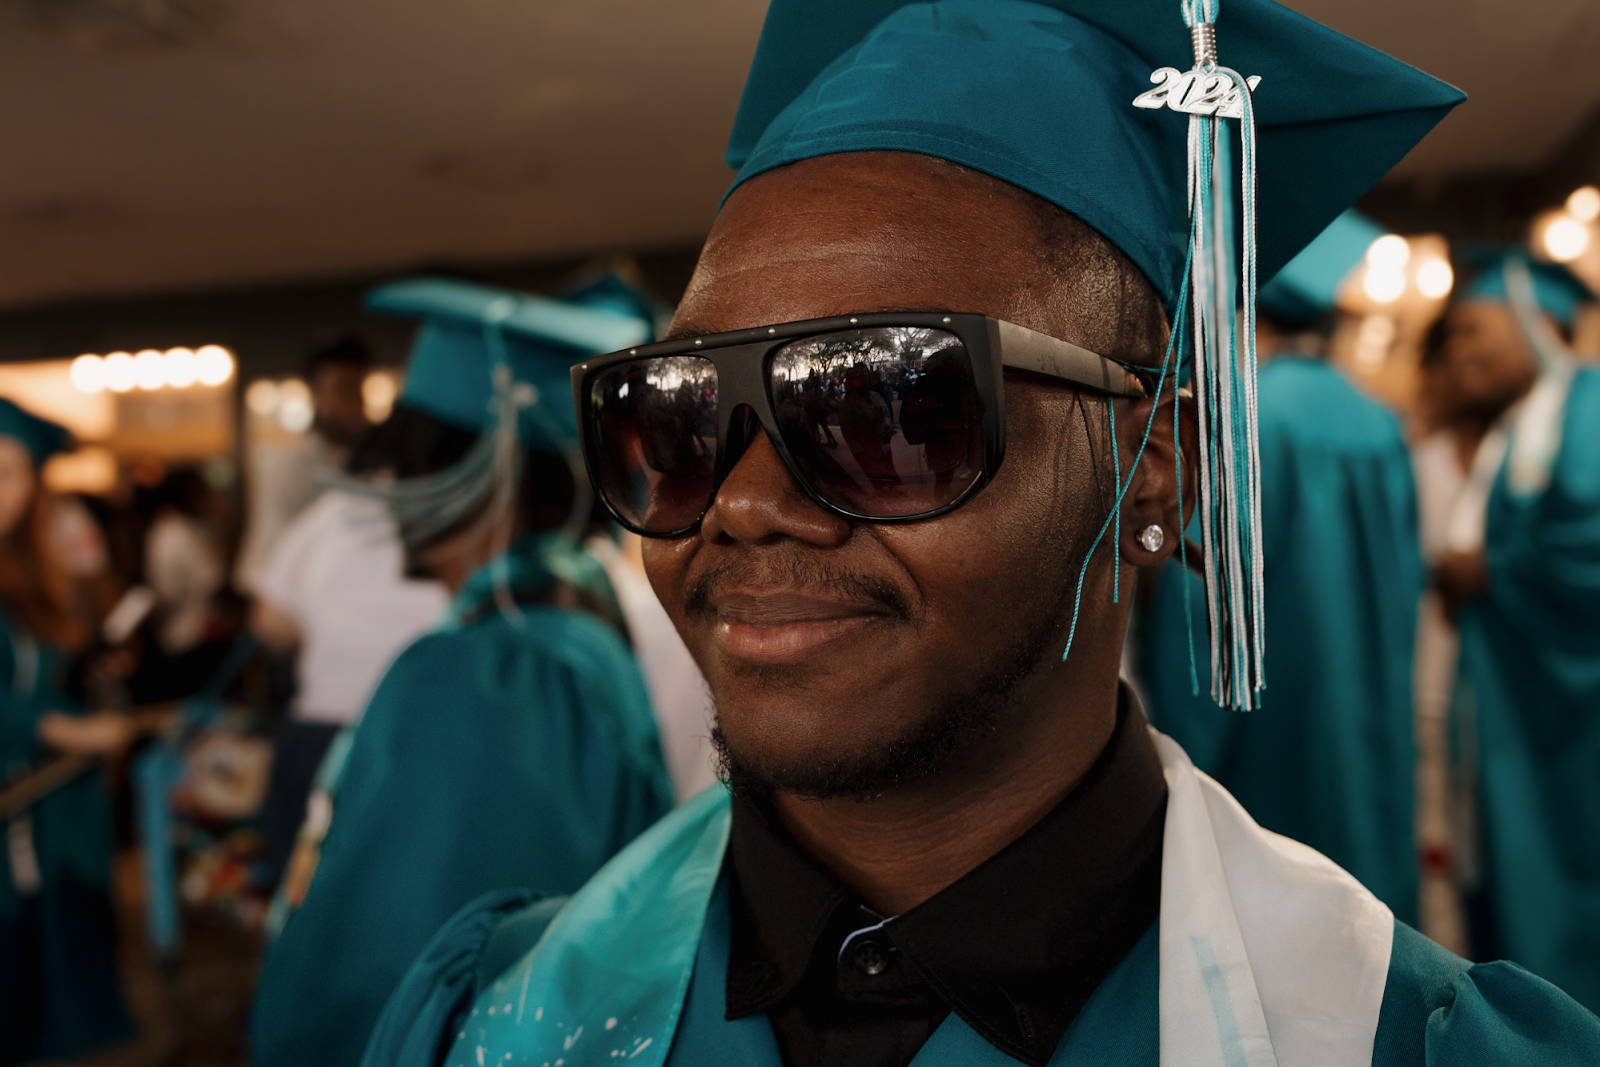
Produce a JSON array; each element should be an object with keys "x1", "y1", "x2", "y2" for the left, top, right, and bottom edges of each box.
[
  {"x1": 1139, "y1": 355, "x2": 1424, "y2": 924},
  {"x1": 1458, "y1": 367, "x2": 1600, "y2": 1013},
  {"x1": 0, "y1": 610, "x2": 132, "y2": 1065},
  {"x1": 249, "y1": 534, "x2": 674, "y2": 1067}
]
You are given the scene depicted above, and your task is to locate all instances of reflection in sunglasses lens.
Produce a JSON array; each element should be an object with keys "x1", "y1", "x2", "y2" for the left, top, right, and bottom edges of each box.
[
  {"x1": 589, "y1": 356, "x2": 718, "y2": 533},
  {"x1": 769, "y1": 327, "x2": 983, "y2": 518}
]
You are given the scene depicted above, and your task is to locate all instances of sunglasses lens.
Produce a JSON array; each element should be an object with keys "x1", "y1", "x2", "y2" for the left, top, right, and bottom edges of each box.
[
  {"x1": 587, "y1": 356, "x2": 718, "y2": 533},
  {"x1": 770, "y1": 327, "x2": 984, "y2": 518}
]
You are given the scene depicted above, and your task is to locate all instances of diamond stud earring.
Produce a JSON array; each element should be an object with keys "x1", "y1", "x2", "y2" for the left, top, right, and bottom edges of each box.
[{"x1": 1138, "y1": 524, "x2": 1165, "y2": 553}]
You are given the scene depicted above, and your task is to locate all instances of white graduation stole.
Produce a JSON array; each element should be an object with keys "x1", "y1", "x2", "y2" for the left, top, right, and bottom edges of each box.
[{"x1": 447, "y1": 731, "x2": 1393, "y2": 1067}]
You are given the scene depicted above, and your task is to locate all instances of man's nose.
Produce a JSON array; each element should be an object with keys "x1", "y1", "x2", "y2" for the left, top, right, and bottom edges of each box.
[{"x1": 699, "y1": 428, "x2": 851, "y2": 548}]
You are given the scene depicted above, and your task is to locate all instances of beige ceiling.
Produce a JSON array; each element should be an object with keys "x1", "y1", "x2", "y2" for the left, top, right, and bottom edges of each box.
[{"x1": 3, "y1": 0, "x2": 1598, "y2": 309}]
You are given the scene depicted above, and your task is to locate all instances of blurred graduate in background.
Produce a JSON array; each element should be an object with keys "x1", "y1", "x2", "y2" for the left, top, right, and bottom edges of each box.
[
  {"x1": 235, "y1": 338, "x2": 373, "y2": 592},
  {"x1": 249, "y1": 375, "x2": 452, "y2": 890},
  {"x1": 0, "y1": 398, "x2": 133, "y2": 1065},
  {"x1": 1137, "y1": 211, "x2": 1425, "y2": 923},
  {"x1": 248, "y1": 275, "x2": 675, "y2": 1067},
  {"x1": 1428, "y1": 254, "x2": 1600, "y2": 1011}
]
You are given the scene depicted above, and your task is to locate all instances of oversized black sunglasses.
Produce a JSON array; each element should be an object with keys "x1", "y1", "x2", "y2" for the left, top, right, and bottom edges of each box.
[{"x1": 570, "y1": 312, "x2": 1151, "y2": 537}]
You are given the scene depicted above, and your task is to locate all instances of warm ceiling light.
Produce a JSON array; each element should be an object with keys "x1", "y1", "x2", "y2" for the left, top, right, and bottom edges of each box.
[
  {"x1": 1543, "y1": 216, "x2": 1591, "y2": 262},
  {"x1": 277, "y1": 378, "x2": 310, "y2": 405},
  {"x1": 163, "y1": 348, "x2": 197, "y2": 388},
  {"x1": 276, "y1": 378, "x2": 313, "y2": 433},
  {"x1": 103, "y1": 352, "x2": 136, "y2": 393},
  {"x1": 245, "y1": 379, "x2": 280, "y2": 415},
  {"x1": 1363, "y1": 268, "x2": 1406, "y2": 303},
  {"x1": 1366, "y1": 234, "x2": 1411, "y2": 272},
  {"x1": 1567, "y1": 186, "x2": 1600, "y2": 224},
  {"x1": 70, "y1": 354, "x2": 106, "y2": 394},
  {"x1": 1416, "y1": 258, "x2": 1454, "y2": 299},
  {"x1": 134, "y1": 349, "x2": 166, "y2": 391},
  {"x1": 195, "y1": 345, "x2": 235, "y2": 387},
  {"x1": 362, "y1": 370, "x2": 398, "y2": 423},
  {"x1": 277, "y1": 399, "x2": 313, "y2": 434}
]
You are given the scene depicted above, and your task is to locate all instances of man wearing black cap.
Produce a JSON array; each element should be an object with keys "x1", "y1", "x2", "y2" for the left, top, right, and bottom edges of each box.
[{"x1": 361, "y1": 2, "x2": 1600, "y2": 1065}]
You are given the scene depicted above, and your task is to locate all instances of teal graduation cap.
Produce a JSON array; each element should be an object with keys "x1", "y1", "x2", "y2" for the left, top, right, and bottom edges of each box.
[
  {"x1": 1464, "y1": 254, "x2": 1594, "y2": 329},
  {"x1": 723, "y1": 0, "x2": 1463, "y2": 709},
  {"x1": 727, "y1": 0, "x2": 1465, "y2": 322},
  {"x1": 367, "y1": 275, "x2": 654, "y2": 451},
  {"x1": 0, "y1": 397, "x2": 71, "y2": 466},
  {"x1": 1259, "y1": 210, "x2": 1388, "y2": 327}
]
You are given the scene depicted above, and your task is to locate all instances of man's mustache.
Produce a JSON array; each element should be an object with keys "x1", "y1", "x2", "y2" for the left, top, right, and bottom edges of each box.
[{"x1": 683, "y1": 549, "x2": 913, "y2": 622}]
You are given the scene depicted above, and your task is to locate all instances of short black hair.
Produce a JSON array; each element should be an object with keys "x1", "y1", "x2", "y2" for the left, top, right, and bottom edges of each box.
[
  {"x1": 346, "y1": 402, "x2": 475, "y2": 481},
  {"x1": 304, "y1": 335, "x2": 371, "y2": 379},
  {"x1": 1010, "y1": 181, "x2": 1169, "y2": 367}
]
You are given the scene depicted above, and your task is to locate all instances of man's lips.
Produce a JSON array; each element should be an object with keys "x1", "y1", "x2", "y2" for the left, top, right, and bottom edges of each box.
[{"x1": 707, "y1": 591, "x2": 896, "y2": 664}]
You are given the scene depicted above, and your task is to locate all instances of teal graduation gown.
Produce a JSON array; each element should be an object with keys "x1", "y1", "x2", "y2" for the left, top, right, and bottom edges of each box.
[
  {"x1": 1458, "y1": 367, "x2": 1600, "y2": 1012},
  {"x1": 250, "y1": 551, "x2": 674, "y2": 1067},
  {"x1": 360, "y1": 784, "x2": 1600, "y2": 1067},
  {"x1": 1139, "y1": 356, "x2": 1422, "y2": 923},
  {"x1": 0, "y1": 611, "x2": 131, "y2": 1064}
]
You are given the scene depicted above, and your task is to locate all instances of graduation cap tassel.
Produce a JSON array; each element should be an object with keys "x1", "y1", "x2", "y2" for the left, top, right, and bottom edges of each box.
[
  {"x1": 1175, "y1": 0, "x2": 1265, "y2": 710},
  {"x1": 329, "y1": 429, "x2": 498, "y2": 548},
  {"x1": 483, "y1": 303, "x2": 606, "y2": 616},
  {"x1": 481, "y1": 301, "x2": 535, "y2": 626}
]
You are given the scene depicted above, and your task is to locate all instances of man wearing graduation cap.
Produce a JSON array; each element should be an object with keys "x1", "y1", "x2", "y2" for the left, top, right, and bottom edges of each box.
[
  {"x1": 249, "y1": 277, "x2": 674, "y2": 1067},
  {"x1": 362, "y1": 2, "x2": 1600, "y2": 1065},
  {"x1": 1138, "y1": 210, "x2": 1426, "y2": 925},
  {"x1": 1429, "y1": 255, "x2": 1600, "y2": 1013}
]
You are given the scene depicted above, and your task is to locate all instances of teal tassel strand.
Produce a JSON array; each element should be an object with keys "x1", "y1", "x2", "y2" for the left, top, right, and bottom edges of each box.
[{"x1": 1180, "y1": 0, "x2": 1265, "y2": 709}]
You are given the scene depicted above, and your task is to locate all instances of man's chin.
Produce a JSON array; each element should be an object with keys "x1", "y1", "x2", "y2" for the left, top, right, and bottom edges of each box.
[
  {"x1": 710, "y1": 697, "x2": 997, "y2": 803},
  {"x1": 713, "y1": 726, "x2": 934, "y2": 803}
]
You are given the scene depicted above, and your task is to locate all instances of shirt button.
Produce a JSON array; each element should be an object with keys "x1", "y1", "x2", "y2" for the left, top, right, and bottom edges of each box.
[{"x1": 854, "y1": 940, "x2": 889, "y2": 976}]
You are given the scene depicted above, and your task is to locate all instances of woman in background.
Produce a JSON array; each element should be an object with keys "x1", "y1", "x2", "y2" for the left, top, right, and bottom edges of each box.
[{"x1": 0, "y1": 397, "x2": 133, "y2": 1065}]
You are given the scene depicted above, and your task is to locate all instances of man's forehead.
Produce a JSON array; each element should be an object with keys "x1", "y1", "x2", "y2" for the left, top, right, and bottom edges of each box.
[{"x1": 673, "y1": 154, "x2": 1068, "y2": 339}]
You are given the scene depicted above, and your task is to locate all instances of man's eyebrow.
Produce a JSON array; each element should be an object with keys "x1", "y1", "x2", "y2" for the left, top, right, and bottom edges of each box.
[{"x1": 663, "y1": 306, "x2": 956, "y2": 342}]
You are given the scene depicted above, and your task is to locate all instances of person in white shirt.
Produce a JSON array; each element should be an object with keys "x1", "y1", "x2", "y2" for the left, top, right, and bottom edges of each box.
[
  {"x1": 250, "y1": 487, "x2": 448, "y2": 885},
  {"x1": 235, "y1": 338, "x2": 373, "y2": 593},
  {"x1": 587, "y1": 532, "x2": 718, "y2": 802}
]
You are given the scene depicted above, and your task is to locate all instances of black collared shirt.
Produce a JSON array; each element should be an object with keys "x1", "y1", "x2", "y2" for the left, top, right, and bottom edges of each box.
[{"x1": 725, "y1": 688, "x2": 1167, "y2": 1067}]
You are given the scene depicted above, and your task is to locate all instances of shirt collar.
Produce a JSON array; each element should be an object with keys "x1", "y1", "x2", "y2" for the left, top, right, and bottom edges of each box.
[{"x1": 725, "y1": 685, "x2": 1168, "y2": 1065}]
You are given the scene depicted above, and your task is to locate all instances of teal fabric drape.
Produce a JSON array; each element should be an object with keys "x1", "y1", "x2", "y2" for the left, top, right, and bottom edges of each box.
[
  {"x1": 1458, "y1": 367, "x2": 1600, "y2": 1013},
  {"x1": 250, "y1": 550, "x2": 673, "y2": 1067},
  {"x1": 0, "y1": 611, "x2": 131, "y2": 1065},
  {"x1": 359, "y1": 784, "x2": 1600, "y2": 1067},
  {"x1": 1139, "y1": 357, "x2": 1422, "y2": 922}
]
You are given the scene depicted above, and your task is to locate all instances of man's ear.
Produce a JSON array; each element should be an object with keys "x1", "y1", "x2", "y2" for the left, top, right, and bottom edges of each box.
[{"x1": 1116, "y1": 386, "x2": 1197, "y2": 568}]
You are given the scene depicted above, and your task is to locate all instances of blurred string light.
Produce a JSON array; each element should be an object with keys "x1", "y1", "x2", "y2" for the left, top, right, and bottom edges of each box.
[
  {"x1": 104, "y1": 353, "x2": 135, "y2": 393},
  {"x1": 1355, "y1": 234, "x2": 1453, "y2": 305},
  {"x1": 1542, "y1": 215, "x2": 1591, "y2": 262},
  {"x1": 70, "y1": 346, "x2": 234, "y2": 394},
  {"x1": 247, "y1": 369, "x2": 399, "y2": 433},
  {"x1": 196, "y1": 345, "x2": 234, "y2": 386},
  {"x1": 275, "y1": 379, "x2": 314, "y2": 433},
  {"x1": 1363, "y1": 235, "x2": 1411, "y2": 303},
  {"x1": 164, "y1": 347, "x2": 197, "y2": 388},
  {"x1": 134, "y1": 350, "x2": 165, "y2": 390},
  {"x1": 245, "y1": 379, "x2": 280, "y2": 416},
  {"x1": 1416, "y1": 258, "x2": 1454, "y2": 299},
  {"x1": 1567, "y1": 185, "x2": 1600, "y2": 223},
  {"x1": 362, "y1": 370, "x2": 398, "y2": 423},
  {"x1": 1531, "y1": 185, "x2": 1600, "y2": 266}
]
